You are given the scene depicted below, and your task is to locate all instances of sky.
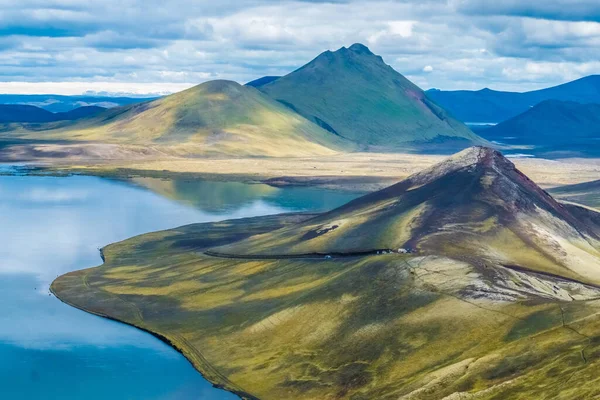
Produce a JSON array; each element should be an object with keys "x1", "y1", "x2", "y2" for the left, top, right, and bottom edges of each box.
[{"x1": 1, "y1": 0, "x2": 599, "y2": 95}]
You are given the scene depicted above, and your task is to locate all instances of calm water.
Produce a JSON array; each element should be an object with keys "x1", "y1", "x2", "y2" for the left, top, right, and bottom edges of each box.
[{"x1": 0, "y1": 171, "x2": 359, "y2": 400}]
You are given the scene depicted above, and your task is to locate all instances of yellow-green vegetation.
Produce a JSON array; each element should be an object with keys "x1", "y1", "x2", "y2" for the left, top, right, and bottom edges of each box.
[
  {"x1": 2, "y1": 80, "x2": 351, "y2": 157},
  {"x1": 53, "y1": 212, "x2": 600, "y2": 400},
  {"x1": 51, "y1": 147, "x2": 600, "y2": 399}
]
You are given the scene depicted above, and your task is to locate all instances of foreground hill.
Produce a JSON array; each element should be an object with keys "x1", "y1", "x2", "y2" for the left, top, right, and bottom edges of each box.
[
  {"x1": 219, "y1": 147, "x2": 600, "y2": 283},
  {"x1": 428, "y1": 75, "x2": 600, "y2": 123},
  {"x1": 484, "y1": 100, "x2": 600, "y2": 145},
  {"x1": 52, "y1": 147, "x2": 600, "y2": 399},
  {"x1": 5, "y1": 81, "x2": 351, "y2": 157},
  {"x1": 256, "y1": 44, "x2": 483, "y2": 150}
]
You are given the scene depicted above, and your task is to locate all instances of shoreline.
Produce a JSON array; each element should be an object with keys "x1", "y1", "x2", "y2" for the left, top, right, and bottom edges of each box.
[
  {"x1": 2, "y1": 150, "x2": 600, "y2": 193},
  {"x1": 49, "y1": 278, "x2": 257, "y2": 400},
  {"x1": 0, "y1": 163, "x2": 399, "y2": 192}
]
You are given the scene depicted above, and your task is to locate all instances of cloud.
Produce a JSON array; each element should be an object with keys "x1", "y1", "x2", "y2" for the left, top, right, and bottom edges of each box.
[
  {"x1": 423, "y1": 65, "x2": 433, "y2": 72},
  {"x1": 0, "y1": 0, "x2": 598, "y2": 93},
  {"x1": 453, "y1": 0, "x2": 600, "y2": 22}
]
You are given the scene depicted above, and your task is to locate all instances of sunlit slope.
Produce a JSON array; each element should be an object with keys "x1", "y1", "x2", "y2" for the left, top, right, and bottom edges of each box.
[
  {"x1": 53, "y1": 214, "x2": 600, "y2": 400},
  {"x1": 6, "y1": 80, "x2": 351, "y2": 157},
  {"x1": 258, "y1": 44, "x2": 483, "y2": 150},
  {"x1": 219, "y1": 147, "x2": 600, "y2": 284}
]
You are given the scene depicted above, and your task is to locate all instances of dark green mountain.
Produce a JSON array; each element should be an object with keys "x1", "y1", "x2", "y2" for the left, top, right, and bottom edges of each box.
[
  {"x1": 54, "y1": 106, "x2": 107, "y2": 120},
  {"x1": 428, "y1": 75, "x2": 600, "y2": 123},
  {"x1": 257, "y1": 43, "x2": 483, "y2": 150}
]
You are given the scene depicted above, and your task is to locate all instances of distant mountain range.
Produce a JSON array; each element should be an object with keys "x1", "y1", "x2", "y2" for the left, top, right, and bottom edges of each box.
[
  {"x1": 0, "y1": 104, "x2": 105, "y2": 123},
  {"x1": 477, "y1": 100, "x2": 600, "y2": 157},
  {"x1": 484, "y1": 100, "x2": 600, "y2": 143},
  {"x1": 427, "y1": 75, "x2": 600, "y2": 123},
  {"x1": 1, "y1": 44, "x2": 484, "y2": 157},
  {"x1": 252, "y1": 44, "x2": 481, "y2": 150},
  {"x1": 0, "y1": 94, "x2": 157, "y2": 113}
]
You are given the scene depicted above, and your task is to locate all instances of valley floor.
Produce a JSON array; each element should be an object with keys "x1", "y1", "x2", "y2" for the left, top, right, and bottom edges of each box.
[{"x1": 1, "y1": 141, "x2": 599, "y2": 192}]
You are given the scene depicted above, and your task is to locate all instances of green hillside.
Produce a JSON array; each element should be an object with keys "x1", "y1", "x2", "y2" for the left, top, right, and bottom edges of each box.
[
  {"x1": 428, "y1": 75, "x2": 600, "y2": 123},
  {"x1": 5, "y1": 80, "x2": 351, "y2": 157},
  {"x1": 258, "y1": 43, "x2": 483, "y2": 150}
]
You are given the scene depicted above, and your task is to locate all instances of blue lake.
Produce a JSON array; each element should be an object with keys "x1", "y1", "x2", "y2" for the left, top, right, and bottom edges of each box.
[{"x1": 0, "y1": 171, "x2": 360, "y2": 399}]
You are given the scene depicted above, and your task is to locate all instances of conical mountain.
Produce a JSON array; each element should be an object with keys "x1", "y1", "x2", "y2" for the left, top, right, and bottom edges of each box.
[
  {"x1": 257, "y1": 43, "x2": 484, "y2": 150},
  {"x1": 13, "y1": 80, "x2": 351, "y2": 157},
  {"x1": 217, "y1": 146, "x2": 600, "y2": 284}
]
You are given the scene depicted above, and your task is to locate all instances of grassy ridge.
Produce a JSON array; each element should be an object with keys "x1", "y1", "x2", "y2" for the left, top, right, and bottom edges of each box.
[{"x1": 427, "y1": 75, "x2": 600, "y2": 123}]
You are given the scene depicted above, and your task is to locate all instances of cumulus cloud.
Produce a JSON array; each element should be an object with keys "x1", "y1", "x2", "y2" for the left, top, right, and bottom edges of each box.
[{"x1": 0, "y1": 0, "x2": 597, "y2": 93}]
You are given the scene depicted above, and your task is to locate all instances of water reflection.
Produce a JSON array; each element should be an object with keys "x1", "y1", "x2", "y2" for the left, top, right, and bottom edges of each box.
[
  {"x1": 131, "y1": 177, "x2": 358, "y2": 214},
  {"x1": 0, "y1": 173, "x2": 359, "y2": 399}
]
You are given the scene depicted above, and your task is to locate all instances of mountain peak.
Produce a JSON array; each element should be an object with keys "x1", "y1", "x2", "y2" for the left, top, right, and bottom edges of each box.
[
  {"x1": 408, "y1": 146, "x2": 512, "y2": 186},
  {"x1": 450, "y1": 146, "x2": 506, "y2": 167},
  {"x1": 347, "y1": 43, "x2": 373, "y2": 54},
  {"x1": 193, "y1": 79, "x2": 242, "y2": 94}
]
